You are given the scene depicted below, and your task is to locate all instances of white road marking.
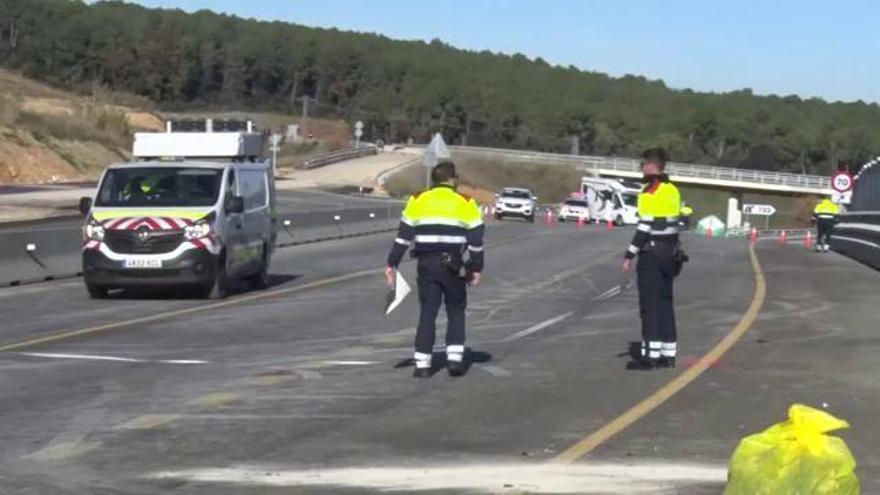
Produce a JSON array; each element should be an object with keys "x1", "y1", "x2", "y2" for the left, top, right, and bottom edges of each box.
[
  {"x1": 321, "y1": 360, "x2": 378, "y2": 366},
  {"x1": 292, "y1": 369, "x2": 323, "y2": 380},
  {"x1": 502, "y1": 312, "x2": 574, "y2": 342},
  {"x1": 172, "y1": 414, "x2": 359, "y2": 420},
  {"x1": 150, "y1": 462, "x2": 728, "y2": 493},
  {"x1": 477, "y1": 364, "x2": 512, "y2": 377},
  {"x1": 19, "y1": 352, "x2": 207, "y2": 365}
]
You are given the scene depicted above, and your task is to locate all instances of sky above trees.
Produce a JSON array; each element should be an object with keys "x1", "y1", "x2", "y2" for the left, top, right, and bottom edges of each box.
[{"x1": 130, "y1": 0, "x2": 880, "y2": 104}]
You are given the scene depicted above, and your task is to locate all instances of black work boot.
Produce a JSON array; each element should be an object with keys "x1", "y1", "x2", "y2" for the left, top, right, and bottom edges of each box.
[
  {"x1": 626, "y1": 357, "x2": 659, "y2": 371},
  {"x1": 658, "y1": 356, "x2": 676, "y2": 369},
  {"x1": 413, "y1": 367, "x2": 432, "y2": 379},
  {"x1": 447, "y1": 359, "x2": 467, "y2": 377}
]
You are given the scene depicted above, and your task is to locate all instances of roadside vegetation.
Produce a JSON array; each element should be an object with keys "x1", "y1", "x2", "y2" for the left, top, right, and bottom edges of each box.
[{"x1": 3, "y1": 0, "x2": 879, "y2": 177}]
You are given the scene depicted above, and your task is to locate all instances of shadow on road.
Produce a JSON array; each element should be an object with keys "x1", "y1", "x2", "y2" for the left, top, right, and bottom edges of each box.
[
  {"x1": 103, "y1": 273, "x2": 302, "y2": 300},
  {"x1": 392, "y1": 349, "x2": 493, "y2": 377},
  {"x1": 616, "y1": 341, "x2": 642, "y2": 361}
]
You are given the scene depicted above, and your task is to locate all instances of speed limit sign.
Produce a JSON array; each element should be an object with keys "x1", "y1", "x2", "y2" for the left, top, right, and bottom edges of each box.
[{"x1": 831, "y1": 171, "x2": 853, "y2": 193}]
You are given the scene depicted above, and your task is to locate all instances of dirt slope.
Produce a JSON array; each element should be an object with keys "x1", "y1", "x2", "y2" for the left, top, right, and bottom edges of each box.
[{"x1": 0, "y1": 70, "x2": 163, "y2": 184}]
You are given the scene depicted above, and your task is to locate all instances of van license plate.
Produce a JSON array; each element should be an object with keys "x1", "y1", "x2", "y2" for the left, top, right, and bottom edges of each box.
[{"x1": 123, "y1": 258, "x2": 162, "y2": 269}]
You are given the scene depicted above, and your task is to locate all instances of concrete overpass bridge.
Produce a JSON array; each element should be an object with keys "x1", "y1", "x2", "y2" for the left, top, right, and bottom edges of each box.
[{"x1": 441, "y1": 146, "x2": 831, "y2": 196}]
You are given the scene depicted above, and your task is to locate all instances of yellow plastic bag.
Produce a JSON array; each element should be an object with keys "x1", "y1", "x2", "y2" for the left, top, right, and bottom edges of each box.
[{"x1": 725, "y1": 404, "x2": 859, "y2": 494}]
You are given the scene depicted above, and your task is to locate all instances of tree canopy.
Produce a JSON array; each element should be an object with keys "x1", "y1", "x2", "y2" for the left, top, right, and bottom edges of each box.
[{"x1": 2, "y1": 0, "x2": 878, "y2": 174}]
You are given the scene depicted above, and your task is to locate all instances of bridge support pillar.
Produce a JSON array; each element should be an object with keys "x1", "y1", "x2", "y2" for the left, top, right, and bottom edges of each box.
[{"x1": 727, "y1": 194, "x2": 743, "y2": 230}]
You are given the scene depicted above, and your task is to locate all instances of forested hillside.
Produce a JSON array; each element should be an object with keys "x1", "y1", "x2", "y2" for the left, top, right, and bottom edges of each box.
[{"x1": 2, "y1": 0, "x2": 879, "y2": 175}]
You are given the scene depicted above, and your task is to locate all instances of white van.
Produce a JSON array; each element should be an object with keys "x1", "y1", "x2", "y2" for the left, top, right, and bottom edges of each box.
[
  {"x1": 79, "y1": 119, "x2": 276, "y2": 299},
  {"x1": 580, "y1": 177, "x2": 640, "y2": 225}
]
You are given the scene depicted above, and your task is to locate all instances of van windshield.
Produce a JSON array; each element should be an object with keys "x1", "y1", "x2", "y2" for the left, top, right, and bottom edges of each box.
[
  {"x1": 565, "y1": 199, "x2": 587, "y2": 207},
  {"x1": 95, "y1": 167, "x2": 223, "y2": 207},
  {"x1": 622, "y1": 192, "x2": 638, "y2": 207}
]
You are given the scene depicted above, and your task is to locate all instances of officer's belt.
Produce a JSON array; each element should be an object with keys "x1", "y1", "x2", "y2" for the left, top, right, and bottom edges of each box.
[
  {"x1": 639, "y1": 215, "x2": 680, "y2": 222},
  {"x1": 637, "y1": 223, "x2": 680, "y2": 235}
]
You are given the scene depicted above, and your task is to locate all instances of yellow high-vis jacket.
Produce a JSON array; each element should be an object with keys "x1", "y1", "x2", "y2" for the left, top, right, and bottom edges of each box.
[
  {"x1": 625, "y1": 177, "x2": 681, "y2": 259},
  {"x1": 387, "y1": 184, "x2": 485, "y2": 270}
]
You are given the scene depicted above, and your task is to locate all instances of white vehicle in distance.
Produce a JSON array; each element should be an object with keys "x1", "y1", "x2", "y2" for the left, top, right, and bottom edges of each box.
[
  {"x1": 580, "y1": 176, "x2": 640, "y2": 225},
  {"x1": 494, "y1": 187, "x2": 537, "y2": 222},
  {"x1": 558, "y1": 196, "x2": 591, "y2": 222}
]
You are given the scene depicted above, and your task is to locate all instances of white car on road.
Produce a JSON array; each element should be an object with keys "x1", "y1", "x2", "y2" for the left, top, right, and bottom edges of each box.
[
  {"x1": 558, "y1": 197, "x2": 591, "y2": 222},
  {"x1": 494, "y1": 187, "x2": 537, "y2": 222}
]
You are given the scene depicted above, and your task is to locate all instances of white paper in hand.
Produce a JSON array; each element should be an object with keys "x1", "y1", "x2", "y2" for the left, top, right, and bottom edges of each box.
[{"x1": 385, "y1": 270, "x2": 412, "y2": 316}]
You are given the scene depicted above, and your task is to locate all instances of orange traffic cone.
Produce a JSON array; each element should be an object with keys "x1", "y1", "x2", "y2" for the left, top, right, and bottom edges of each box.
[
  {"x1": 606, "y1": 218, "x2": 614, "y2": 231},
  {"x1": 707, "y1": 226, "x2": 713, "y2": 238},
  {"x1": 779, "y1": 230, "x2": 787, "y2": 245},
  {"x1": 805, "y1": 230, "x2": 813, "y2": 249},
  {"x1": 750, "y1": 227, "x2": 758, "y2": 244},
  {"x1": 576, "y1": 216, "x2": 585, "y2": 229}
]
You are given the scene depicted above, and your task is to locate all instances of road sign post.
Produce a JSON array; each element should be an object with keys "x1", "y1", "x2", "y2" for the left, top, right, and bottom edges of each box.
[
  {"x1": 354, "y1": 121, "x2": 364, "y2": 148},
  {"x1": 831, "y1": 170, "x2": 854, "y2": 204},
  {"x1": 270, "y1": 133, "x2": 282, "y2": 178},
  {"x1": 742, "y1": 203, "x2": 777, "y2": 230}
]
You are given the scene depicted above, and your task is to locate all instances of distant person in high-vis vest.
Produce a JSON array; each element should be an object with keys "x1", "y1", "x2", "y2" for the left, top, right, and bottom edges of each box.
[
  {"x1": 679, "y1": 202, "x2": 694, "y2": 231},
  {"x1": 386, "y1": 161, "x2": 484, "y2": 378},
  {"x1": 812, "y1": 198, "x2": 840, "y2": 253},
  {"x1": 622, "y1": 148, "x2": 683, "y2": 370}
]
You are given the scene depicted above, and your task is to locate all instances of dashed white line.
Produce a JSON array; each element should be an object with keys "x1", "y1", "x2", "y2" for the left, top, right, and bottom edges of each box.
[
  {"x1": 18, "y1": 352, "x2": 207, "y2": 365},
  {"x1": 502, "y1": 312, "x2": 574, "y2": 342},
  {"x1": 477, "y1": 364, "x2": 512, "y2": 377}
]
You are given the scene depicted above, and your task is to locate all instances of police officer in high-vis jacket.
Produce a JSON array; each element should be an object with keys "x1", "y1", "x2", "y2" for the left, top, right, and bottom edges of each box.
[
  {"x1": 812, "y1": 197, "x2": 840, "y2": 253},
  {"x1": 386, "y1": 161, "x2": 484, "y2": 378},
  {"x1": 622, "y1": 148, "x2": 683, "y2": 370}
]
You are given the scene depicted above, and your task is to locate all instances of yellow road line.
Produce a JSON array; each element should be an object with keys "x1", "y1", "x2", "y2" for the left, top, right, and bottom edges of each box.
[
  {"x1": 0, "y1": 228, "x2": 550, "y2": 353},
  {"x1": 189, "y1": 392, "x2": 241, "y2": 408},
  {"x1": 553, "y1": 243, "x2": 767, "y2": 464},
  {"x1": 0, "y1": 267, "x2": 383, "y2": 353},
  {"x1": 114, "y1": 414, "x2": 181, "y2": 430},
  {"x1": 24, "y1": 440, "x2": 102, "y2": 461}
]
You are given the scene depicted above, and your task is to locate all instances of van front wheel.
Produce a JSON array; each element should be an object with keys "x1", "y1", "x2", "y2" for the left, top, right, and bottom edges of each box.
[
  {"x1": 86, "y1": 284, "x2": 108, "y2": 299},
  {"x1": 246, "y1": 246, "x2": 270, "y2": 290},
  {"x1": 203, "y1": 256, "x2": 228, "y2": 299}
]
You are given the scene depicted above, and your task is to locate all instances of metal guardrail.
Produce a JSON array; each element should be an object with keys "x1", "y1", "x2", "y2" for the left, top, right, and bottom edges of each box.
[
  {"x1": 300, "y1": 146, "x2": 378, "y2": 170},
  {"x1": 449, "y1": 146, "x2": 831, "y2": 191},
  {"x1": 831, "y1": 212, "x2": 880, "y2": 270}
]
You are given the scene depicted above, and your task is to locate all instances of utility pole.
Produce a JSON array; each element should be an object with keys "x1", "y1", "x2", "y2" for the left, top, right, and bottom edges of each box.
[
  {"x1": 270, "y1": 134, "x2": 282, "y2": 178},
  {"x1": 301, "y1": 95, "x2": 310, "y2": 139}
]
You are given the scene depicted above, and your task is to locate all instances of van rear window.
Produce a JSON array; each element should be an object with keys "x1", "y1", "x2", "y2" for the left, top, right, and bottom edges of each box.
[{"x1": 96, "y1": 167, "x2": 223, "y2": 207}]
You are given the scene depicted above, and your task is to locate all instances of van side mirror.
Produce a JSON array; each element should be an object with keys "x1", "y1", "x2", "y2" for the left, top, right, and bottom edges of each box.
[
  {"x1": 78, "y1": 197, "x2": 92, "y2": 216},
  {"x1": 227, "y1": 196, "x2": 245, "y2": 214},
  {"x1": 532, "y1": 196, "x2": 539, "y2": 202}
]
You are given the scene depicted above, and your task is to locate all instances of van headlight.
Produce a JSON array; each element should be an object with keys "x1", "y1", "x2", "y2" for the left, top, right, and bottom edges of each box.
[
  {"x1": 84, "y1": 221, "x2": 105, "y2": 241},
  {"x1": 184, "y1": 221, "x2": 211, "y2": 240}
]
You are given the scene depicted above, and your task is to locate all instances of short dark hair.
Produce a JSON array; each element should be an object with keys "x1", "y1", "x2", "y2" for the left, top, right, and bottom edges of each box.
[
  {"x1": 431, "y1": 161, "x2": 458, "y2": 183},
  {"x1": 641, "y1": 148, "x2": 669, "y2": 169}
]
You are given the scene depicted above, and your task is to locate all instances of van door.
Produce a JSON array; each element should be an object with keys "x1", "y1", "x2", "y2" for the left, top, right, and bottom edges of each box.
[
  {"x1": 223, "y1": 167, "x2": 246, "y2": 277},
  {"x1": 585, "y1": 185, "x2": 612, "y2": 222},
  {"x1": 238, "y1": 168, "x2": 271, "y2": 275}
]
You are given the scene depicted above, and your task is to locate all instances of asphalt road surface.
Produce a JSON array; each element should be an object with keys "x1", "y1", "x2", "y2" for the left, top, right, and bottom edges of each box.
[{"x1": 0, "y1": 219, "x2": 877, "y2": 494}]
